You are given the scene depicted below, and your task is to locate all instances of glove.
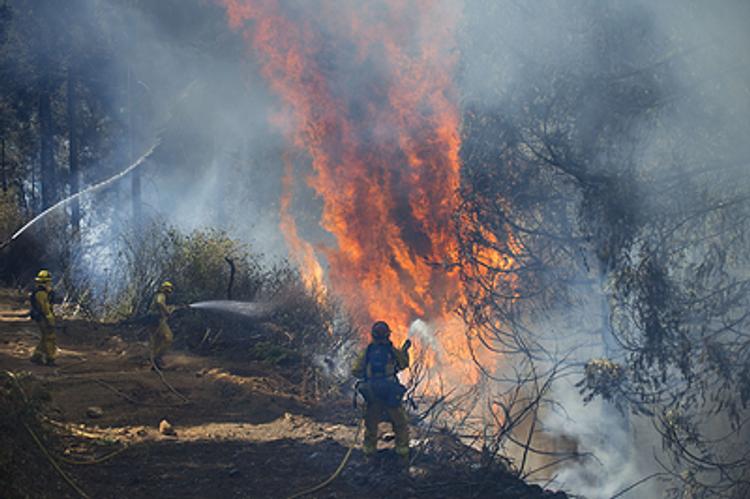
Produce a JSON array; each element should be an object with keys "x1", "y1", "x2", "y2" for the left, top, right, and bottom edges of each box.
[{"x1": 402, "y1": 339, "x2": 412, "y2": 351}]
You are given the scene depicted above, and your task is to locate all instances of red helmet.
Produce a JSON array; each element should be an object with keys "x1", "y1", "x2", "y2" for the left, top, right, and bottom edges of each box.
[{"x1": 371, "y1": 321, "x2": 391, "y2": 340}]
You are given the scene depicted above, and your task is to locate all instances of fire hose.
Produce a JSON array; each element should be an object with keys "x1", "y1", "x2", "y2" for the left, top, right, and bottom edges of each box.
[
  {"x1": 3, "y1": 370, "x2": 132, "y2": 498},
  {"x1": 285, "y1": 419, "x2": 364, "y2": 499},
  {"x1": 2, "y1": 370, "x2": 90, "y2": 498}
]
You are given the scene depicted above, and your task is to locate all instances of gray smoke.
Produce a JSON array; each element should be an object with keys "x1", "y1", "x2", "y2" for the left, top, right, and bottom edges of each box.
[{"x1": 458, "y1": 1, "x2": 750, "y2": 497}]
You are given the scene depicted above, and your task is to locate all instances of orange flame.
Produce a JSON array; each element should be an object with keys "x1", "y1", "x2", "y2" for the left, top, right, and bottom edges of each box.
[{"x1": 221, "y1": 0, "x2": 500, "y2": 385}]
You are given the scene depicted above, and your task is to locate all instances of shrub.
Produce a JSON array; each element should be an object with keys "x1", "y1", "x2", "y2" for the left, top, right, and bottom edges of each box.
[{"x1": 169, "y1": 228, "x2": 264, "y2": 305}]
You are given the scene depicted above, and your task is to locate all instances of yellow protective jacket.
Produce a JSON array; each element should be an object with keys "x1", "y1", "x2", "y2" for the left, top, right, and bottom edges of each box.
[
  {"x1": 33, "y1": 287, "x2": 55, "y2": 326},
  {"x1": 351, "y1": 340, "x2": 409, "y2": 380},
  {"x1": 153, "y1": 291, "x2": 170, "y2": 319}
]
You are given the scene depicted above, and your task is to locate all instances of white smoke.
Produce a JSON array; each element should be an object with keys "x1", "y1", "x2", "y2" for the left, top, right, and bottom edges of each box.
[{"x1": 408, "y1": 318, "x2": 441, "y2": 352}]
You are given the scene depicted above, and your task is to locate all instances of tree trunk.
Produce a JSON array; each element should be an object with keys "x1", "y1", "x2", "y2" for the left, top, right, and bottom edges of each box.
[
  {"x1": 67, "y1": 69, "x2": 80, "y2": 232},
  {"x1": 1, "y1": 136, "x2": 6, "y2": 192},
  {"x1": 39, "y1": 88, "x2": 57, "y2": 209}
]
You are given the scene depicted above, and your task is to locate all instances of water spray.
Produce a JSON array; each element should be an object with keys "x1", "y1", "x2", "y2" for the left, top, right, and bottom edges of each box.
[
  {"x1": 188, "y1": 300, "x2": 276, "y2": 319},
  {"x1": 0, "y1": 141, "x2": 161, "y2": 251},
  {"x1": 0, "y1": 80, "x2": 197, "y2": 251}
]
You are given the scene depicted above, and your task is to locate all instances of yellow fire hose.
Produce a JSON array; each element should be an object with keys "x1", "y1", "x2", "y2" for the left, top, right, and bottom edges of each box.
[
  {"x1": 285, "y1": 419, "x2": 364, "y2": 499},
  {"x1": 5, "y1": 367, "x2": 365, "y2": 499},
  {"x1": 3, "y1": 370, "x2": 130, "y2": 498},
  {"x1": 3, "y1": 370, "x2": 91, "y2": 498}
]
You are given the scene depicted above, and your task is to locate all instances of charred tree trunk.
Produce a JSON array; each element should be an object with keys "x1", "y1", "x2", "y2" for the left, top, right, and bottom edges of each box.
[
  {"x1": 225, "y1": 257, "x2": 236, "y2": 300},
  {"x1": 39, "y1": 87, "x2": 56, "y2": 209},
  {"x1": 67, "y1": 68, "x2": 80, "y2": 232}
]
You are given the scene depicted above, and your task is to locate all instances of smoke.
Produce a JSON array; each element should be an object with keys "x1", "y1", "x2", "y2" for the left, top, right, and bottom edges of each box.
[
  {"x1": 408, "y1": 319, "x2": 440, "y2": 352},
  {"x1": 50, "y1": 0, "x2": 293, "y2": 265},
  {"x1": 543, "y1": 379, "x2": 651, "y2": 498},
  {"x1": 457, "y1": 1, "x2": 750, "y2": 497}
]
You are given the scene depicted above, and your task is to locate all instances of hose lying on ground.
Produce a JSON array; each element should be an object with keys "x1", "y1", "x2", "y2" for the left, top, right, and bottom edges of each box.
[
  {"x1": 2, "y1": 370, "x2": 91, "y2": 499},
  {"x1": 285, "y1": 420, "x2": 364, "y2": 499},
  {"x1": 150, "y1": 354, "x2": 190, "y2": 403}
]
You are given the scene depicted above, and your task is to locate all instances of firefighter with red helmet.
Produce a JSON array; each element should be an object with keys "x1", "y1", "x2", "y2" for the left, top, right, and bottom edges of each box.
[{"x1": 351, "y1": 320, "x2": 412, "y2": 464}]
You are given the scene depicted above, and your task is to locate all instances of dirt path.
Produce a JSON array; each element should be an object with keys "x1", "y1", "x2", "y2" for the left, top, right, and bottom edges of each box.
[
  {"x1": 0, "y1": 289, "x2": 567, "y2": 499},
  {"x1": 0, "y1": 289, "x2": 371, "y2": 499}
]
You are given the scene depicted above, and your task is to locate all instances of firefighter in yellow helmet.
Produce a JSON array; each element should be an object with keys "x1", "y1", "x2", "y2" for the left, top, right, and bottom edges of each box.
[
  {"x1": 150, "y1": 281, "x2": 175, "y2": 369},
  {"x1": 30, "y1": 270, "x2": 57, "y2": 366},
  {"x1": 352, "y1": 321, "x2": 412, "y2": 465}
]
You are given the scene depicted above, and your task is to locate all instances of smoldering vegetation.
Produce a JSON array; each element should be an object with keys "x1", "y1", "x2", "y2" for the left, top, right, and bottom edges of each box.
[
  {"x1": 1, "y1": 0, "x2": 750, "y2": 498},
  {"x1": 456, "y1": 1, "x2": 750, "y2": 497}
]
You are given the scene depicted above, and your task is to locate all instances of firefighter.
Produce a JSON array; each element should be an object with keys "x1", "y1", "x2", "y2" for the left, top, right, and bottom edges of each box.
[
  {"x1": 29, "y1": 269, "x2": 57, "y2": 366},
  {"x1": 352, "y1": 320, "x2": 412, "y2": 465},
  {"x1": 150, "y1": 281, "x2": 175, "y2": 369}
]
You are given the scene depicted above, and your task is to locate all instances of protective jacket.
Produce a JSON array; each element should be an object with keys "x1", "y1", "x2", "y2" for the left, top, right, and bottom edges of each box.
[{"x1": 30, "y1": 286, "x2": 55, "y2": 325}]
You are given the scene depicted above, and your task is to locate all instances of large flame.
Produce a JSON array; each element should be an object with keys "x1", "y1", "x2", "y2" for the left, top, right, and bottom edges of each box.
[{"x1": 222, "y1": 0, "x2": 490, "y2": 382}]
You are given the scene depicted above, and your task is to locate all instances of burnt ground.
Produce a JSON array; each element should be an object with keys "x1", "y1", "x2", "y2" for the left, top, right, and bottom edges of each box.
[{"x1": 0, "y1": 288, "x2": 567, "y2": 499}]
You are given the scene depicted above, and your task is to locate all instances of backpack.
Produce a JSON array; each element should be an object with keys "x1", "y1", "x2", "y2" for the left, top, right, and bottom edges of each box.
[
  {"x1": 365, "y1": 343, "x2": 396, "y2": 379},
  {"x1": 29, "y1": 289, "x2": 55, "y2": 322},
  {"x1": 358, "y1": 343, "x2": 407, "y2": 408},
  {"x1": 29, "y1": 290, "x2": 42, "y2": 321}
]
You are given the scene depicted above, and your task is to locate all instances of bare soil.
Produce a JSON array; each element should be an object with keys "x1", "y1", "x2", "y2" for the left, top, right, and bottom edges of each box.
[{"x1": 0, "y1": 288, "x2": 566, "y2": 499}]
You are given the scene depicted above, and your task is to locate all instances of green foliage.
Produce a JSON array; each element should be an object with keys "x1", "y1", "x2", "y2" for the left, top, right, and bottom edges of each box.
[
  {"x1": 93, "y1": 222, "x2": 263, "y2": 319},
  {"x1": 169, "y1": 228, "x2": 264, "y2": 306},
  {"x1": 82, "y1": 220, "x2": 352, "y2": 371}
]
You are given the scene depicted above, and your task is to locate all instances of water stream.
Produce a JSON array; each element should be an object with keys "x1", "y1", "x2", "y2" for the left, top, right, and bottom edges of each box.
[{"x1": 188, "y1": 300, "x2": 276, "y2": 318}]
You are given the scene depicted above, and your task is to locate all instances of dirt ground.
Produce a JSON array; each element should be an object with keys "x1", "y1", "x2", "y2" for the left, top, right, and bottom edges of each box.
[{"x1": 0, "y1": 288, "x2": 567, "y2": 499}]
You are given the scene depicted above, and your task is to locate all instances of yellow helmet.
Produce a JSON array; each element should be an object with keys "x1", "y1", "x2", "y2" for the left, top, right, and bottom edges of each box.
[
  {"x1": 35, "y1": 269, "x2": 52, "y2": 284},
  {"x1": 160, "y1": 281, "x2": 174, "y2": 293}
]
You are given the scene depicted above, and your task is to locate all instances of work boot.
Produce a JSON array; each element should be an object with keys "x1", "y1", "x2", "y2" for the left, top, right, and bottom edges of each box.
[
  {"x1": 30, "y1": 354, "x2": 45, "y2": 366},
  {"x1": 151, "y1": 356, "x2": 166, "y2": 371}
]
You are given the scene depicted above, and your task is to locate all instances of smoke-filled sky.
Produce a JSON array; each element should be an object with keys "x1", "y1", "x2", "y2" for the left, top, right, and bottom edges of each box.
[{"x1": 105, "y1": 0, "x2": 750, "y2": 260}]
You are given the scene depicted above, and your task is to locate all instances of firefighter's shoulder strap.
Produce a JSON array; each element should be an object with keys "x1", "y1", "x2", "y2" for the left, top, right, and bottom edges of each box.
[{"x1": 364, "y1": 342, "x2": 396, "y2": 379}]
